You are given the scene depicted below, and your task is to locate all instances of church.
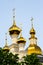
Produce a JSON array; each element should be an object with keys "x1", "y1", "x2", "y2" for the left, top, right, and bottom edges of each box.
[{"x1": 3, "y1": 10, "x2": 43, "y2": 64}]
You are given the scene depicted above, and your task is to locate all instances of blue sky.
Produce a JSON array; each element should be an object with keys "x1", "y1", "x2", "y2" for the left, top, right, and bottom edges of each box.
[{"x1": 0, "y1": 0, "x2": 43, "y2": 50}]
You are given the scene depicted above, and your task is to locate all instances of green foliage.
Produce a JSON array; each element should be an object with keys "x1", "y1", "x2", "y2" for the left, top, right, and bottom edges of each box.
[
  {"x1": 0, "y1": 48, "x2": 42, "y2": 65},
  {"x1": 22, "y1": 53, "x2": 42, "y2": 65},
  {"x1": 0, "y1": 47, "x2": 19, "y2": 65}
]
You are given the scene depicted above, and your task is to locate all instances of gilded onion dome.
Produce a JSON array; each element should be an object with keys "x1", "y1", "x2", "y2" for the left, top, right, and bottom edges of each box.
[
  {"x1": 27, "y1": 18, "x2": 42, "y2": 55},
  {"x1": 3, "y1": 33, "x2": 9, "y2": 51},
  {"x1": 30, "y1": 27, "x2": 35, "y2": 34},
  {"x1": 29, "y1": 27, "x2": 37, "y2": 39},
  {"x1": 28, "y1": 44, "x2": 42, "y2": 55},
  {"x1": 29, "y1": 18, "x2": 36, "y2": 39},
  {"x1": 30, "y1": 17, "x2": 35, "y2": 35},
  {"x1": 9, "y1": 21, "x2": 21, "y2": 35},
  {"x1": 9, "y1": 9, "x2": 21, "y2": 35},
  {"x1": 17, "y1": 32, "x2": 26, "y2": 44},
  {"x1": 3, "y1": 44, "x2": 9, "y2": 51}
]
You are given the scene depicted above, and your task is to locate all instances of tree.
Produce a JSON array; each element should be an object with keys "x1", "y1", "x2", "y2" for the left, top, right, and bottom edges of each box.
[
  {"x1": 0, "y1": 48, "x2": 42, "y2": 65},
  {"x1": 0, "y1": 47, "x2": 19, "y2": 65},
  {"x1": 22, "y1": 53, "x2": 42, "y2": 65},
  {"x1": 0, "y1": 47, "x2": 4, "y2": 65}
]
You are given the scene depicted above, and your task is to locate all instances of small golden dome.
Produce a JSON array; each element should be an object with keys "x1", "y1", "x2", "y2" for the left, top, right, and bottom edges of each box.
[
  {"x1": 27, "y1": 44, "x2": 42, "y2": 55},
  {"x1": 3, "y1": 41, "x2": 9, "y2": 51},
  {"x1": 3, "y1": 45, "x2": 9, "y2": 51},
  {"x1": 30, "y1": 27, "x2": 35, "y2": 34},
  {"x1": 17, "y1": 37, "x2": 26, "y2": 43},
  {"x1": 17, "y1": 32, "x2": 26, "y2": 44},
  {"x1": 9, "y1": 21, "x2": 21, "y2": 35},
  {"x1": 3, "y1": 33, "x2": 9, "y2": 51}
]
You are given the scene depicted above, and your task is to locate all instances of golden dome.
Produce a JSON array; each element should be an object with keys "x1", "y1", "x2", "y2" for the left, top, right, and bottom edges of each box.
[
  {"x1": 17, "y1": 37, "x2": 26, "y2": 43},
  {"x1": 9, "y1": 21, "x2": 21, "y2": 35},
  {"x1": 17, "y1": 32, "x2": 26, "y2": 44},
  {"x1": 3, "y1": 45, "x2": 9, "y2": 51},
  {"x1": 28, "y1": 18, "x2": 42, "y2": 55},
  {"x1": 3, "y1": 41, "x2": 9, "y2": 51},
  {"x1": 3, "y1": 33, "x2": 9, "y2": 51},
  {"x1": 27, "y1": 44, "x2": 42, "y2": 55},
  {"x1": 29, "y1": 27, "x2": 37, "y2": 40},
  {"x1": 30, "y1": 27, "x2": 35, "y2": 34}
]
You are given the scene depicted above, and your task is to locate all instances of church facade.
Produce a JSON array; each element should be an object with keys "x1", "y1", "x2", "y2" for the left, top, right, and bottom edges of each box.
[{"x1": 3, "y1": 11, "x2": 43, "y2": 64}]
